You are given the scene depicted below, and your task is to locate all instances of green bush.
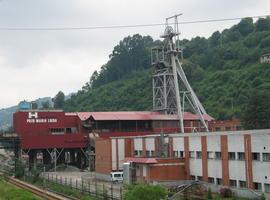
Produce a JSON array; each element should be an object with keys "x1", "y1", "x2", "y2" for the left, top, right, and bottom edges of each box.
[
  {"x1": 124, "y1": 184, "x2": 167, "y2": 200},
  {"x1": 207, "y1": 188, "x2": 213, "y2": 199}
]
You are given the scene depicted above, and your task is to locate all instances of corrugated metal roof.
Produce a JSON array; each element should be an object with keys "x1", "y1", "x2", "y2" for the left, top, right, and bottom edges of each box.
[{"x1": 69, "y1": 111, "x2": 214, "y2": 121}]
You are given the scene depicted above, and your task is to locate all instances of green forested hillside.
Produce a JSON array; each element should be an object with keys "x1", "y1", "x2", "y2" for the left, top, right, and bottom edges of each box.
[{"x1": 64, "y1": 17, "x2": 270, "y2": 120}]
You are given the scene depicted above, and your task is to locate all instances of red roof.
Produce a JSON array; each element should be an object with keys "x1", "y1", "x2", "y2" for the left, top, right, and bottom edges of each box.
[
  {"x1": 123, "y1": 157, "x2": 158, "y2": 164},
  {"x1": 68, "y1": 111, "x2": 214, "y2": 121}
]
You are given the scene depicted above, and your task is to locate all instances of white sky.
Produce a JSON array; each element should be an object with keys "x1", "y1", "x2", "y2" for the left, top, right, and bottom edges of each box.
[{"x1": 0, "y1": 0, "x2": 269, "y2": 108}]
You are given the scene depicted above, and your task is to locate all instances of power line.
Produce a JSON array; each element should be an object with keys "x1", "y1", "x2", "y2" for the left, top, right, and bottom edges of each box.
[{"x1": 0, "y1": 15, "x2": 269, "y2": 31}]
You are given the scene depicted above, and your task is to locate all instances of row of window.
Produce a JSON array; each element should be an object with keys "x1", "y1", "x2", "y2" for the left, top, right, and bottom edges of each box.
[
  {"x1": 134, "y1": 150, "x2": 155, "y2": 157},
  {"x1": 50, "y1": 127, "x2": 77, "y2": 134},
  {"x1": 173, "y1": 150, "x2": 270, "y2": 162},
  {"x1": 190, "y1": 175, "x2": 270, "y2": 193}
]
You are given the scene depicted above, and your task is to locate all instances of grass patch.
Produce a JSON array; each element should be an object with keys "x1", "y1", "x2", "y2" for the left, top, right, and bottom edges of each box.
[
  {"x1": 23, "y1": 176, "x2": 98, "y2": 200},
  {"x1": 0, "y1": 178, "x2": 41, "y2": 200}
]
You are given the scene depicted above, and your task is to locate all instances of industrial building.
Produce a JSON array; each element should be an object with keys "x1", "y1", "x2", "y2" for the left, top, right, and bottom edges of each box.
[
  {"x1": 13, "y1": 110, "x2": 213, "y2": 169},
  {"x1": 95, "y1": 129, "x2": 270, "y2": 195},
  {"x1": 11, "y1": 15, "x2": 269, "y2": 199}
]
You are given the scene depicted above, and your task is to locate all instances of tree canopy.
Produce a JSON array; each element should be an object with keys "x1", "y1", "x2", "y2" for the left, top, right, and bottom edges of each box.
[
  {"x1": 242, "y1": 91, "x2": 270, "y2": 129},
  {"x1": 53, "y1": 91, "x2": 65, "y2": 109},
  {"x1": 64, "y1": 17, "x2": 270, "y2": 121}
]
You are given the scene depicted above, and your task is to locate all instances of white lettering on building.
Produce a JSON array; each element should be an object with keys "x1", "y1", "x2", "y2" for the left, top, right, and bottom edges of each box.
[{"x1": 26, "y1": 112, "x2": 57, "y2": 123}]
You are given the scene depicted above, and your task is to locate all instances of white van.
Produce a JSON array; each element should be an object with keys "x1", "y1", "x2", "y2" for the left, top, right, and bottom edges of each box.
[{"x1": 110, "y1": 171, "x2": 123, "y2": 183}]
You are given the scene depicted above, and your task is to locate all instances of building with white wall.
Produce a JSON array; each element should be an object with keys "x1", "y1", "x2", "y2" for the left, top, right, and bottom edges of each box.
[{"x1": 95, "y1": 129, "x2": 270, "y2": 196}]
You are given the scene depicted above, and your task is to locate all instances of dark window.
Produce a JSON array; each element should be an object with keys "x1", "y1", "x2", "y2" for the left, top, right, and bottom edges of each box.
[
  {"x1": 229, "y1": 152, "x2": 236, "y2": 160},
  {"x1": 216, "y1": 178, "x2": 222, "y2": 185},
  {"x1": 190, "y1": 175, "x2": 196, "y2": 180},
  {"x1": 179, "y1": 151, "x2": 184, "y2": 158},
  {"x1": 215, "y1": 152, "x2": 221, "y2": 159},
  {"x1": 263, "y1": 153, "x2": 270, "y2": 162},
  {"x1": 254, "y1": 182, "x2": 262, "y2": 191},
  {"x1": 225, "y1": 127, "x2": 231, "y2": 131},
  {"x1": 196, "y1": 151, "x2": 202, "y2": 159},
  {"x1": 208, "y1": 177, "x2": 215, "y2": 184},
  {"x1": 239, "y1": 180, "x2": 247, "y2": 188},
  {"x1": 229, "y1": 179, "x2": 237, "y2": 187},
  {"x1": 197, "y1": 176, "x2": 203, "y2": 181},
  {"x1": 50, "y1": 128, "x2": 65, "y2": 134},
  {"x1": 265, "y1": 183, "x2": 270, "y2": 193},
  {"x1": 215, "y1": 127, "x2": 221, "y2": 131},
  {"x1": 252, "y1": 153, "x2": 261, "y2": 161},
  {"x1": 237, "y1": 152, "x2": 245, "y2": 161}
]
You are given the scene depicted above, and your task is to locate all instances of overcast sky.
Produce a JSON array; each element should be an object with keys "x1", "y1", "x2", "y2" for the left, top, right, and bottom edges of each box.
[{"x1": 0, "y1": 0, "x2": 269, "y2": 108}]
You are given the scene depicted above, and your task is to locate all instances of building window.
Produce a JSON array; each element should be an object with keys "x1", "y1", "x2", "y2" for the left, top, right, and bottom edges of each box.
[
  {"x1": 173, "y1": 151, "x2": 178, "y2": 157},
  {"x1": 229, "y1": 152, "x2": 236, "y2": 160},
  {"x1": 196, "y1": 151, "x2": 202, "y2": 159},
  {"x1": 179, "y1": 151, "x2": 184, "y2": 158},
  {"x1": 239, "y1": 180, "x2": 247, "y2": 188},
  {"x1": 190, "y1": 175, "x2": 196, "y2": 180},
  {"x1": 216, "y1": 178, "x2": 222, "y2": 185},
  {"x1": 197, "y1": 176, "x2": 203, "y2": 181},
  {"x1": 215, "y1": 152, "x2": 221, "y2": 159},
  {"x1": 263, "y1": 153, "x2": 270, "y2": 162},
  {"x1": 207, "y1": 151, "x2": 214, "y2": 159},
  {"x1": 215, "y1": 127, "x2": 221, "y2": 131},
  {"x1": 265, "y1": 183, "x2": 270, "y2": 193},
  {"x1": 189, "y1": 151, "x2": 195, "y2": 158},
  {"x1": 208, "y1": 177, "x2": 215, "y2": 184},
  {"x1": 254, "y1": 182, "x2": 262, "y2": 191},
  {"x1": 225, "y1": 127, "x2": 231, "y2": 131},
  {"x1": 252, "y1": 152, "x2": 261, "y2": 161},
  {"x1": 145, "y1": 150, "x2": 155, "y2": 157},
  {"x1": 65, "y1": 127, "x2": 77, "y2": 134},
  {"x1": 229, "y1": 179, "x2": 237, "y2": 187},
  {"x1": 50, "y1": 128, "x2": 65, "y2": 135},
  {"x1": 139, "y1": 150, "x2": 143, "y2": 156},
  {"x1": 134, "y1": 150, "x2": 139, "y2": 156},
  {"x1": 237, "y1": 152, "x2": 245, "y2": 161},
  {"x1": 236, "y1": 126, "x2": 242, "y2": 130}
]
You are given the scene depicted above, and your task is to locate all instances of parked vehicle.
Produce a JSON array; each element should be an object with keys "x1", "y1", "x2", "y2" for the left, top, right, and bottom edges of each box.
[{"x1": 110, "y1": 171, "x2": 123, "y2": 182}]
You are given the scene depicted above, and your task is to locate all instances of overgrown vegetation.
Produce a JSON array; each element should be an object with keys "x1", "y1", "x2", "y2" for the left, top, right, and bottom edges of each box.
[
  {"x1": 64, "y1": 17, "x2": 270, "y2": 124},
  {"x1": 123, "y1": 184, "x2": 167, "y2": 200},
  {"x1": 23, "y1": 176, "x2": 97, "y2": 200},
  {"x1": 0, "y1": 179, "x2": 40, "y2": 200}
]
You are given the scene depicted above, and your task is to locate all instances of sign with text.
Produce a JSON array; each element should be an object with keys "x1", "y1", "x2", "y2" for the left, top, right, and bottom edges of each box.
[{"x1": 26, "y1": 112, "x2": 58, "y2": 123}]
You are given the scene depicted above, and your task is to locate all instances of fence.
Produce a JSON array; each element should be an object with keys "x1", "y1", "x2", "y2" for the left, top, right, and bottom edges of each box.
[{"x1": 40, "y1": 172, "x2": 124, "y2": 200}]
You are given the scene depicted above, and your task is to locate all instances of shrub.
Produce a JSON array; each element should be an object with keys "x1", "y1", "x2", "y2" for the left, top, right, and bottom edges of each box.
[
  {"x1": 207, "y1": 188, "x2": 213, "y2": 199},
  {"x1": 220, "y1": 187, "x2": 233, "y2": 198},
  {"x1": 260, "y1": 193, "x2": 266, "y2": 200},
  {"x1": 124, "y1": 184, "x2": 167, "y2": 200}
]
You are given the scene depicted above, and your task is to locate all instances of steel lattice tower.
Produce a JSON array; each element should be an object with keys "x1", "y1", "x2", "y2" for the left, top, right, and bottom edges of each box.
[{"x1": 152, "y1": 14, "x2": 209, "y2": 133}]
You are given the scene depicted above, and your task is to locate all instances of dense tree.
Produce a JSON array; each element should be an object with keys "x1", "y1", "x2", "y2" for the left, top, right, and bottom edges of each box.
[
  {"x1": 238, "y1": 18, "x2": 254, "y2": 36},
  {"x1": 256, "y1": 17, "x2": 270, "y2": 31},
  {"x1": 41, "y1": 100, "x2": 51, "y2": 109},
  {"x1": 242, "y1": 91, "x2": 270, "y2": 129},
  {"x1": 53, "y1": 91, "x2": 65, "y2": 109},
  {"x1": 64, "y1": 19, "x2": 270, "y2": 120}
]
